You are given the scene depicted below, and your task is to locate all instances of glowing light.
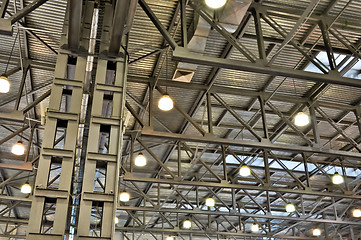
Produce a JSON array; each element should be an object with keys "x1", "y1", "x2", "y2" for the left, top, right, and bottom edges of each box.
[
  {"x1": 158, "y1": 94, "x2": 174, "y2": 111},
  {"x1": 166, "y1": 236, "x2": 174, "y2": 240},
  {"x1": 239, "y1": 165, "x2": 251, "y2": 177},
  {"x1": 205, "y1": 0, "x2": 227, "y2": 9},
  {"x1": 183, "y1": 220, "x2": 192, "y2": 229},
  {"x1": 12, "y1": 141, "x2": 25, "y2": 156},
  {"x1": 332, "y1": 172, "x2": 344, "y2": 185},
  {"x1": 119, "y1": 191, "x2": 130, "y2": 202},
  {"x1": 20, "y1": 182, "x2": 32, "y2": 194},
  {"x1": 294, "y1": 112, "x2": 310, "y2": 127},
  {"x1": 352, "y1": 208, "x2": 361, "y2": 218},
  {"x1": 251, "y1": 223, "x2": 259, "y2": 233},
  {"x1": 205, "y1": 198, "x2": 215, "y2": 207},
  {"x1": 312, "y1": 228, "x2": 321, "y2": 236},
  {"x1": 134, "y1": 153, "x2": 147, "y2": 167},
  {"x1": 0, "y1": 76, "x2": 10, "y2": 93},
  {"x1": 285, "y1": 203, "x2": 296, "y2": 213},
  {"x1": 115, "y1": 217, "x2": 119, "y2": 224}
]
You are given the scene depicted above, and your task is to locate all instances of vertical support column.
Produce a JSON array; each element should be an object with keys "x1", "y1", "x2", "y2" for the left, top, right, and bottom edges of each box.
[
  {"x1": 77, "y1": 2, "x2": 127, "y2": 239},
  {"x1": 27, "y1": 2, "x2": 93, "y2": 240}
]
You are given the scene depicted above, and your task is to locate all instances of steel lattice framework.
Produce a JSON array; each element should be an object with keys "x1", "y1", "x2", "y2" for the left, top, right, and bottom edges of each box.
[{"x1": 0, "y1": 0, "x2": 360, "y2": 239}]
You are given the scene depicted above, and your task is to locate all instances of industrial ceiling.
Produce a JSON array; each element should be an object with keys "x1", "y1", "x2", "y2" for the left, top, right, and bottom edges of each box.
[{"x1": 0, "y1": 0, "x2": 361, "y2": 239}]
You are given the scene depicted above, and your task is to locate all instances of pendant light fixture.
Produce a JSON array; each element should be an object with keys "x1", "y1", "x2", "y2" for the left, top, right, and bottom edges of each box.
[
  {"x1": 182, "y1": 219, "x2": 192, "y2": 229},
  {"x1": 158, "y1": 94, "x2": 174, "y2": 111},
  {"x1": 134, "y1": 152, "x2": 147, "y2": 167},
  {"x1": 239, "y1": 165, "x2": 251, "y2": 177},
  {"x1": 205, "y1": 197, "x2": 215, "y2": 207},
  {"x1": 312, "y1": 228, "x2": 321, "y2": 236},
  {"x1": 251, "y1": 223, "x2": 259, "y2": 233},
  {"x1": 12, "y1": 141, "x2": 25, "y2": 156},
  {"x1": 205, "y1": 0, "x2": 227, "y2": 9},
  {"x1": 285, "y1": 203, "x2": 296, "y2": 213},
  {"x1": 332, "y1": 172, "x2": 344, "y2": 185},
  {"x1": 294, "y1": 112, "x2": 310, "y2": 127},
  {"x1": 0, "y1": 31, "x2": 19, "y2": 94},
  {"x1": 0, "y1": 76, "x2": 10, "y2": 93},
  {"x1": 158, "y1": 51, "x2": 174, "y2": 111},
  {"x1": 119, "y1": 191, "x2": 130, "y2": 202},
  {"x1": 352, "y1": 208, "x2": 361, "y2": 218},
  {"x1": 20, "y1": 182, "x2": 32, "y2": 194}
]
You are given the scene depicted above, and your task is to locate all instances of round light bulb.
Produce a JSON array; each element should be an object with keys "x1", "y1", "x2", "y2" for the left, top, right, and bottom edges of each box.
[
  {"x1": 119, "y1": 191, "x2": 130, "y2": 202},
  {"x1": 183, "y1": 220, "x2": 192, "y2": 229},
  {"x1": 11, "y1": 141, "x2": 25, "y2": 156},
  {"x1": 251, "y1": 223, "x2": 259, "y2": 233},
  {"x1": 294, "y1": 112, "x2": 310, "y2": 127},
  {"x1": 134, "y1": 153, "x2": 147, "y2": 167},
  {"x1": 166, "y1": 236, "x2": 174, "y2": 240},
  {"x1": 158, "y1": 94, "x2": 174, "y2": 111},
  {"x1": 205, "y1": 0, "x2": 227, "y2": 9},
  {"x1": 332, "y1": 172, "x2": 344, "y2": 185},
  {"x1": 115, "y1": 216, "x2": 119, "y2": 224},
  {"x1": 239, "y1": 165, "x2": 251, "y2": 177},
  {"x1": 352, "y1": 208, "x2": 361, "y2": 218},
  {"x1": 20, "y1": 182, "x2": 32, "y2": 194},
  {"x1": 312, "y1": 228, "x2": 321, "y2": 236},
  {"x1": 205, "y1": 197, "x2": 215, "y2": 207},
  {"x1": 0, "y1": 76, "x2": 10, "y2": 93},
  {"x1": 285, "y1": 203, "x2": 296, "y2": 213}
]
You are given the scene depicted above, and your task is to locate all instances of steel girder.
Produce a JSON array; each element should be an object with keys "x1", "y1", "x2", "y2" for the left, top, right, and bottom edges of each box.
[{"x1": 120, "y1": 0, "x2": 361, "y2": 239}]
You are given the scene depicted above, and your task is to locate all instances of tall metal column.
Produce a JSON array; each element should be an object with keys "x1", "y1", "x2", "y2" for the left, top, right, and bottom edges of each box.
[
  {"x1": 26, "y1": 2, "x2": 94, "y2": 240},
  {"x1": 76, "y1": 3, "x2": 127, "y2": 239}
]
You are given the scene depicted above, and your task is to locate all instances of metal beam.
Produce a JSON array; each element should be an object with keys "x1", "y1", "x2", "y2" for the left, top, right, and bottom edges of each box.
[
  {"x1": 68, "y1": 0, "x2": 82, "y2": 50},
  {"x1": 9, "y1": 0, "x2": 49, "y2": 24},
  {"x1": 140, "y1": 129, "x2": 361, "y2": 159},
  {"x1": 117, "y1": 205, "x2": 361, "y2": 225},
  {"x1": 138, "y1": 0, "x2": 178, "y2": 50},
  {"x1": 172, "y1": 47, "x2": 361, "y2": 88},
  {"x1": 108, "y1": 0, "x2": 130, "y2": 56},
  {"x1": 124, "y1": 173, "x2": 361, "y2": 200}
]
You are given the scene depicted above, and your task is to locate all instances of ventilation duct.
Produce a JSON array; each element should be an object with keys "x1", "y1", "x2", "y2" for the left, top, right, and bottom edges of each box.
[{"x1": 173, "y1": 0, "x2": 252, "y2": 83}]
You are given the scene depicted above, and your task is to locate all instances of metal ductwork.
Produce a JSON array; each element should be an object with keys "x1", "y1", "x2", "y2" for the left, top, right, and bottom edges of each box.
[{"x1": 173, "y1": 0, "x2": 252, "y2": 83}]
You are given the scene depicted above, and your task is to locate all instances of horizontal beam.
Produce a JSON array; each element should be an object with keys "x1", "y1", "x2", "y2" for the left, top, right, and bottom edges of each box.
[
  {"x1": 0, "y1": 162, "x2": 32, "y2": 171},
  {"x1": 127, "y1": 76, "x2": 359, "y2": 112},
  {"x1": 117, "y1": 227, "x2": 317, "y2": 239},
  {"x1": 140, "y1": 129, "x2": 361, "y2": 160},
  {"x1": 172, "y1": 47, "x2": 361, "y2": 88},
  {"x1": 117, "y1": 206, "x2": 361, "y2": 225},
  {"x1": 124, "y1": 172, "x2": 361, "y2": 199},
  {"x1": 0, "y1": 217, "x2": 28, "y2": 224},
  {"x1": 0, "y1": 195, "x2": 33, "y2": 202}
]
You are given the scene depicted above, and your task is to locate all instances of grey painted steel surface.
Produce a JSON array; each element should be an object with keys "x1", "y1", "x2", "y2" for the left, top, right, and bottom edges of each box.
[{"x1": 27, "y1": 2, "x2": 93, "y2": 239}]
